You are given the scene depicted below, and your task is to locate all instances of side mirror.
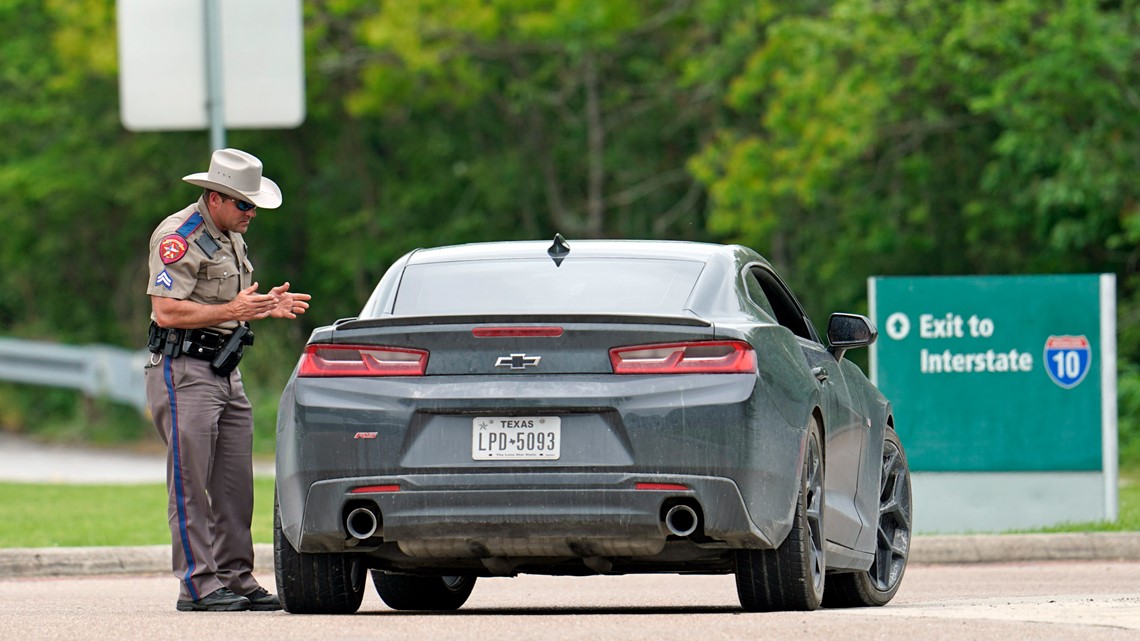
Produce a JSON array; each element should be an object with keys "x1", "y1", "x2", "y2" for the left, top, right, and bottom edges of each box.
[{"x1": 826, "y1": 313, "x2": 877, "y2": 361}]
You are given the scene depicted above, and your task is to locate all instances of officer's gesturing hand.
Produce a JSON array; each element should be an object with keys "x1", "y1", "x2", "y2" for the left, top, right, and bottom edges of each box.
[
  {"x1": 267, "y1": 282, "x2": 312, "y2": 320},
  {"x1": 151, "y1": 284, "x2": 278, "y2": 329},
  {"x1": 228, "y1": 283, "x2": 284, "y2": 321}
]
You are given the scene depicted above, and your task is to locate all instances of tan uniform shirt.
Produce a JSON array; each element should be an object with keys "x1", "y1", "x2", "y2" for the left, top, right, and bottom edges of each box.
[{"x1": 146, "y1": 196, "x2": 254, "y2": 332}]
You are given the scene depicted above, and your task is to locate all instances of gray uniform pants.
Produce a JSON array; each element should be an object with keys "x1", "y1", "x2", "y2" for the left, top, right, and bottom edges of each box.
[{"x1": 144, "y1": 353, "x2": 259, "y2": 601}]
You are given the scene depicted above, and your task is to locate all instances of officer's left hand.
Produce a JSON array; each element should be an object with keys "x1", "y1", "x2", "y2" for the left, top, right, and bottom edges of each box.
[{"x1": 268, "y1": 282, "x2": 311, "y2": 319}]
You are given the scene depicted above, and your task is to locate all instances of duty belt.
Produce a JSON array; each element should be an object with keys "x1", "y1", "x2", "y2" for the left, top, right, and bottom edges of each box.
[
  {"x1": 148, "y1": 322, "x2": 223, "y2": 359},
  {"x1": 147, "y1": 321, "x2": 254, "y2": 375}
]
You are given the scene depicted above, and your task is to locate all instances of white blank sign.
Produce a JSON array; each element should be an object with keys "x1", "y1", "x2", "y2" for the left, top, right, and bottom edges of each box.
[{"x1": 117, "y1": 0, "x2": 305, "y2": 131}]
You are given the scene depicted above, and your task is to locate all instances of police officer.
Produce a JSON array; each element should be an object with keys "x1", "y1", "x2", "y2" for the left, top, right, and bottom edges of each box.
[{"x1": 144, "y1": 148, "x2": 311, "y2": 612}]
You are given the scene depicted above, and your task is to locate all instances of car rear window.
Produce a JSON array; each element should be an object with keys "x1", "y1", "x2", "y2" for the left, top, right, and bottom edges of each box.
[{"x1": 392, "y1": 258, "x2": 705, "y2": 315}]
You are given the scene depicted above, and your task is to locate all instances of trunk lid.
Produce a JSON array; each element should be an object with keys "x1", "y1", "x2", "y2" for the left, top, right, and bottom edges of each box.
[{"x1": 313, "y1": 313, "x2": 716, "y2": 375}]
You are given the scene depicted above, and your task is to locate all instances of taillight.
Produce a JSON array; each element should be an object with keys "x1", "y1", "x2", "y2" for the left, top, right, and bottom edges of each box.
[
  {"x1": 609, "y1": 340, "x2": 756, "y2": 374},
  {"x1": 298, "y1": 344, "x2": 428, "y2": 377}
]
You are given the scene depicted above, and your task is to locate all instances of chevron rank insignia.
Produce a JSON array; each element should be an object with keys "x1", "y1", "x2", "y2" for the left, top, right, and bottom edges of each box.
[{"x1": 154, "y1": 269, "x2": 174, "y2": 290}]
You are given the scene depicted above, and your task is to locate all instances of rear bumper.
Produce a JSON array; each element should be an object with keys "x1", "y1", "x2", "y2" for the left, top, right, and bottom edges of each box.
[
  {"x1": 276, "y1": 373, "x2": 811, "y2": 562},
  {"x1": 288, "y1": 472, "x2": 778, "y2": 555}
]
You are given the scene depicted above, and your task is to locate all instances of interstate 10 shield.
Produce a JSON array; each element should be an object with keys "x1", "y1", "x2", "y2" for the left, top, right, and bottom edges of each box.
[{"x1": 1044, "y1": 335, "x2": 1091, "y2": 389}]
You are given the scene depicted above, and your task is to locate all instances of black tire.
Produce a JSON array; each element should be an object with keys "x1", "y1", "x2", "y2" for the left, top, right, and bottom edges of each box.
[
  {"x1": 274, "y1": 490, "x2": 366, "y2": 614},
  {"x1": 371, "y1": 571, "x2": 477, "y2": 611},
  {"x1": 823, "y1": 429, "x2": 912, "y2": 608},
  {"x1": 735, "y1": 419, "x2": 825, "y2": 612}
]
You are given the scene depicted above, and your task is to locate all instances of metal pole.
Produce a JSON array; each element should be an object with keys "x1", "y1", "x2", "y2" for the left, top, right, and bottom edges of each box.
[{"x1": 204, "y1": 0, "x2": 226, "y2": 151}]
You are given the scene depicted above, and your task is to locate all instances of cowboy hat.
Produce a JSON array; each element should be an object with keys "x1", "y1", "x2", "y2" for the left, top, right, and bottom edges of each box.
[{"x1": 182, "y1": 148, "x2": 282, "y2": 209}]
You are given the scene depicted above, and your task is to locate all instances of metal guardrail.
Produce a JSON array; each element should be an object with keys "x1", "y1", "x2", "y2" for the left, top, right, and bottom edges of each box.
[{"x1": 0, "y1": 338, "x2": 148, "y2": 412}]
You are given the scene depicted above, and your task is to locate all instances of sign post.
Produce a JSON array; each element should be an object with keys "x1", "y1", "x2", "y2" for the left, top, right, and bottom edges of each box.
[
  {"x1": 869, "y1": 275, "x2": 1117, "y2": 533},
  {"x1": 203, "y1": 0, "x2": 226, "y2": 150}
]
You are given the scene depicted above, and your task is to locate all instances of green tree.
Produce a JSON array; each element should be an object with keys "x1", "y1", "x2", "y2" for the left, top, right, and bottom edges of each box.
[
  {"x1": 691, "y1": 0, "x2": 1140, "y2": 321},
  {"x1": 689, "y1": 0, "x2": 1140, "y2": 463},
  {"x1": 339, "y1": 0, "x2": 713, "y2": 240}
]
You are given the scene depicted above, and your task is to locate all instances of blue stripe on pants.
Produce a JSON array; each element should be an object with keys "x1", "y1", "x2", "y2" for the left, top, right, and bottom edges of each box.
[{"x1": 164, "y1": 357, "x2": 199, "y2": 601}]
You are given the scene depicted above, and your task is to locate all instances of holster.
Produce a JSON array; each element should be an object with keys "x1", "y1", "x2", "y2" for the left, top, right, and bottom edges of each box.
[{"x1": 209, "y1": 323, "x2": 255, "y2": 376}]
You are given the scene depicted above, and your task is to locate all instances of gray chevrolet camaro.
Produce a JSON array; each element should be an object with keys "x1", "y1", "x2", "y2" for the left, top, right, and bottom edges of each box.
[{"x1": 274, "y1": 237, "x2": 912, "y2": 614}]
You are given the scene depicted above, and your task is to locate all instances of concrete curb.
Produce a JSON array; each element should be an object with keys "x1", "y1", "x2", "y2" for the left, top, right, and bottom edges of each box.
[
  {"x1": 0, "y1": 544, "x2": 275, "y2": 579},
  {"x1": 909, "y1": 532, "x2": 1140, "y2": 564},
  {"x1": 1, "y1": 534, "x2": 1138, "y2": 579}
]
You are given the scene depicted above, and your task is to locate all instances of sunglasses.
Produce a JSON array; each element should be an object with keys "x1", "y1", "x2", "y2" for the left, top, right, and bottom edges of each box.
[{"x1": 220, "y1": 194, "x2": 256, "y2": 212}]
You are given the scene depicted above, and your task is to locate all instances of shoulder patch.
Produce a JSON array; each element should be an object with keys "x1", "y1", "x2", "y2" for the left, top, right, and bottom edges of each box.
[{"x1": 159, "y1": 234, "x2": 189, "y2": 264}]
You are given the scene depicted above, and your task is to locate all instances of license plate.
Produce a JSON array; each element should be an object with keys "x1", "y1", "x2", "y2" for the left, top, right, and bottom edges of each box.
[{"x1": 472, "y1": 417, "x2": 561, "y2": 460}]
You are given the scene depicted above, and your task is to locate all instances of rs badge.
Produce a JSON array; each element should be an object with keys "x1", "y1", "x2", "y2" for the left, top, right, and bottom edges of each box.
[{"x1": 1044, "y1": 335, "x2": 1091, "y2": 389}]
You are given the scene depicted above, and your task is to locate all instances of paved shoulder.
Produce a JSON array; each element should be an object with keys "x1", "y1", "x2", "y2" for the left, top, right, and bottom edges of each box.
[
  {"x1": 0, "y1": 433, "x2": 166, "y2": 484},
  {"x1": 0, "y1": 433, "x2": 273, "y2": 483}
]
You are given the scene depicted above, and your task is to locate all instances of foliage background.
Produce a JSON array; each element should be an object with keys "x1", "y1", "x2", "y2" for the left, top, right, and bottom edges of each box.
[{"x1": 1, "y1": 0, "x2": 1138, "y2": 467}]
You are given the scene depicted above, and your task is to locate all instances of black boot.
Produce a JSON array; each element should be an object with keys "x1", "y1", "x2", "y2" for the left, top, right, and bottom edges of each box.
[
  {"x1": 176, "y1": 587, "x2": 252, "y2": 612},
  {"x1": 243, "y1": 587, "x2": 283, "y2": 611}
]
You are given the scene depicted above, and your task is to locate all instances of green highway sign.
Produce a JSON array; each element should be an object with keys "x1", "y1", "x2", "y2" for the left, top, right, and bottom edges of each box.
[{"x1": 869, "y1": 274, "x2": 1117, "y2": 532}]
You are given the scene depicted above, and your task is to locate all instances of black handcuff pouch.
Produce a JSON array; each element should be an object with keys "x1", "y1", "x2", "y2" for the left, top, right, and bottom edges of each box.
[{"x1": 147, "y1": 321, "x2": 185, "y2": 358}]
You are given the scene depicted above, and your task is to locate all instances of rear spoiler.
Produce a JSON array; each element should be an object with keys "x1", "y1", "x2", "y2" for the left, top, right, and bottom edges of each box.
[{"x1": 331, "y1": 313, "x2": 712, "y2": 331}]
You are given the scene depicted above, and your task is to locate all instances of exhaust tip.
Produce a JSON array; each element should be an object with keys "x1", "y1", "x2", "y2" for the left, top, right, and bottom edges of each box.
[
  {"x1": 345, "y1": 506, "x2": 380, "y2": 540},
  {"x1": 664, "y1": 504, "x2": 699, "y2": 538}
]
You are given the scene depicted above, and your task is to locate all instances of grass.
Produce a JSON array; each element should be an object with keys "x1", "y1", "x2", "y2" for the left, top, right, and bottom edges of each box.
[
  {"x1": 0, "y1": 478, "x2": 276, "y2": 548},
  {"x1": 0, "y1": 474, "x2": 1136, "y2": 549}
]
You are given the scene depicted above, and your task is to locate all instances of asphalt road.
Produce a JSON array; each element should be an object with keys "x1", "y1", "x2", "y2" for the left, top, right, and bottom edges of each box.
[
  {"x1": 1, "y1": 561, "x2": 1138, "y2": 640},
  {"x1": 3, "y1": 432, "x2": 1140, "y2": 639}
]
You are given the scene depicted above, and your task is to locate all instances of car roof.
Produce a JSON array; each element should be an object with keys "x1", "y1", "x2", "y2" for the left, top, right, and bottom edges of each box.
[
  {"x1": 354, "y1": 238, "x2": 779, "y2": 323},
  {"x1": 404, "y1": 239, "x2": 745, "y2": 265}
]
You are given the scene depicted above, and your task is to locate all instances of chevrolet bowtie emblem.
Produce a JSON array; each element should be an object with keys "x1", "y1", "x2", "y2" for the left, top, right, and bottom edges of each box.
[{"x1": 495, "y1": 353, "x2": 541, "y2": 370}]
